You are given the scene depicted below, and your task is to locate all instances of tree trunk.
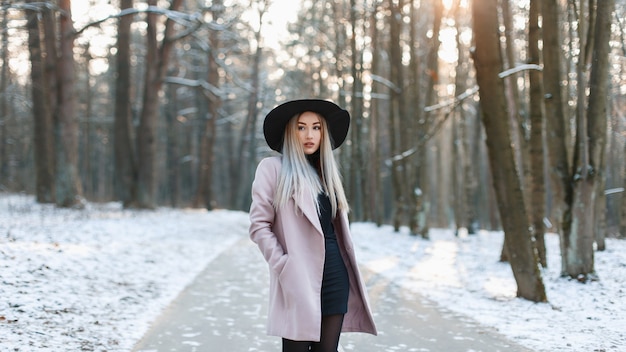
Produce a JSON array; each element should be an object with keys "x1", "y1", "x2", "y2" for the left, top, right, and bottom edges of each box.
[
  {"x1": 114, "y1": 0, "x2": 137, "y2": 206},
  {"x1": 165, "y1": 80, "x2": 179, "y2": 207},
  {"x1": 542, "y1": 0, "x2": 569, "y2": 235},
  {"x1": 621, "y1": 152, "x2": 626, "y2": 237},
  {"x1": 194, "y1": 0, "x2": 223, "y2": 210},
  {"x1": 471, "y1": 0, "x2": 547, "y2": 302},
  {"x1": 452, "y1": 0, "x2": 479, "y2": 234},
  {"x1": 349, "y1": 0, "x2": 365, "y2": 221},
  {"x1": 589, "y1": 0, "x2": 614, "y2": 252},
  {"x1": 0, "y1": 6, "x2": 8, "y2": 185},
  {"x1": 563, "y1": 0, "x2": 614, "y2": 279},
  {"x1": 81, "y1": 45, "x2": 93, "y2": 198},
  {"x1": 135, "y1": 0, "x2": 183, "y2": 208},
  {"x1": 135, "y1": 0, "x2": 160, "y2": 208},
  {"x1": 26, "y1": 3, "x2": 55, "y2": 203},
  {"x1": 55, "y1": 0, "x2": 83, "y2": 207},
  {"x1": 388, "y1": 0, "x2": 409, "y2": 232},
  {"x1": 236, "y1": 8, "x2": 264, "y2": 211},
  {"x1": 528, "y1": 0, "x2": 547, "y2": 267},
  {"x1": 367, "y1": 2, "x2": 382, "y2": 225},
  {"x1": 407, "y1": 0, "x2": 442, "y2": 238}
]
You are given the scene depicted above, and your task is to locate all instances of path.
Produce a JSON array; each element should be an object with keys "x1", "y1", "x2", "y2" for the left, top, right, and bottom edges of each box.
[{"x1": 132, "y1": 238, "x2": 534, "y2": 352}]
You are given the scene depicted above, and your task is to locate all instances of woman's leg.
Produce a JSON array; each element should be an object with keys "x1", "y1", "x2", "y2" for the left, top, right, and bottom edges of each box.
[
  {"x1": 311, "y1": 314, "x2": 344, "y2": 352},
  {"x1": 282, "y1": 338, "x2": 312, "y2": 352}
]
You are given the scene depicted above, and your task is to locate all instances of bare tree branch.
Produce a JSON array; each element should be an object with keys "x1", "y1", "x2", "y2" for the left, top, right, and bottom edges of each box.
[{"x1": 73, "y1": 6, "x2": 223, "y2": 37}]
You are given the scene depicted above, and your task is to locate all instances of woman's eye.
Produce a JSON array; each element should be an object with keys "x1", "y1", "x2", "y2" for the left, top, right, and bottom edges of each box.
[{"x1": 314, "y1": 126, "x2": 321, "y2": 130}]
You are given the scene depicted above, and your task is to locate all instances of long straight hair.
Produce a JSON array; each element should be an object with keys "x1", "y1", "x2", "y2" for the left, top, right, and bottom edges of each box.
[{"x1": 273, "y1": 112, "x2": 349, "y2": 216}]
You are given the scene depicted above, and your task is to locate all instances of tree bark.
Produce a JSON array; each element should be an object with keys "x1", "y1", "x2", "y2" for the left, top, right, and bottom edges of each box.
[
  {"x1": 542, "y1": 0, "x2": 569, "y2": 235},
  {"x1": 388, "y1": 0, "x2": 406, "y2": 232},
  {"x1": 114, "y1": 0, "x2": 137, "y2": 206},
  {"x1": 450, "y1": 0, "x2": 471, "y2": 234},
  {"x1": 135, "y1": 0, "x2": 183, "y2": 208},
  {"x1": 26, "y1": 2, "x2": 55, "y2": 203},
  {"x1": 55, "y1": 0, "x2": 83, "y2": 207},
  {"x1": 235, "y1": 2, "x2": 265, "y2": 211},
  {"x1": 528, "y1": 0, "x2": 547, "y2": 267},
  {"x1": 621, "y1": 151, "x2": 626, "y2": 238},
  {"x1": 194, "y1": 0, "x2": 223, "y2": 210},
  {"x1": 0, "y1": 6, "x2": 8, "y2": 185},
  {"x1": 471, "y1": 0, "x2": 546, "y2": 302},
  {"x1": 366, "y1": 1, "x2": 382, "y2": 225},
  {"x1": 408, "y1": 0, "x2": 442, "y2": 238},
  {"x1": 589, "y1": 0, "x2": 614, "y2": 252},
  {"x1": 563, "y1": 0, "x2": 614, "y2": 279},
  {"x1": 349, "y1": 0, "x2": 365, "y2": 221}
]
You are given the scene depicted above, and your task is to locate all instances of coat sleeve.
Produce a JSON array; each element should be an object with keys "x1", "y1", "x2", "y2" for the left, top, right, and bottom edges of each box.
[{"x1": 249, "y1": 158, "x2": 287, "y2": 274}]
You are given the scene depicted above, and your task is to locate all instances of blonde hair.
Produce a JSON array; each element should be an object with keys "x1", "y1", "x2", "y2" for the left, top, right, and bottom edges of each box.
[{"x1": 274, "y1": 112, "x2": 349, "y2": 216}]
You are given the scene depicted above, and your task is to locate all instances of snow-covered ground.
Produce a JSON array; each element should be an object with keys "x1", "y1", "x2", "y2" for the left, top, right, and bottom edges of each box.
[{"x1": 1, "y1": 193, "x2": 624, "y2": 351}]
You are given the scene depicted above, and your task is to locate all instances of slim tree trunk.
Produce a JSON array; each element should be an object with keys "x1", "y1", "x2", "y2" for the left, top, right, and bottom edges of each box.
[
  {"x1": 621, "y1": 151, "x2": 626, "y2": 237},
  {"x1": 408, "y1": 0, "x2": 442, "y2": 238},
  {"x1": 194, "y1": 14, "x2": 219, "y2": 209},
  {"x1": 528, "y1": 0, "x2": 547, "y2": 267},
  {"x1": 349, "y1": 0, "x2": 365, "y2": 221},
  {"x1": 81, "y1": 45, "x2": 93, "y2": 198},
  {"x1": 589, "y1": 0, "x2": 614, "y2": 252},
  {"x1": 26, "y1": 3, "x2": 55, "y2": 203},
  {"x1": 367, "y1": 2, "x2": 382, "y2": 225},
  {"x1": 114, "y1": 0, "x2": 137, "y2": 206},
  {"x1": 451, "y1": 0, "x2": 469, "y2": 234},
  {"x1": 563, "y1": 0, "x2": 614, "y2": 278},
  {"x1": 471, "y1": 0, "x2": 547, "y2": 302},
  {"x1": 194, "y1": 0, "x2": 223, "y2": 210},
  {"x1": 135, "y1": 0, "x2": 160, "y2": 208},
  {"x1": 135, "y1": 0, "x2": 183, "y2": 208},
  {"x1": 55, "y1": 0, "x2": 83, "y2": 207},
  {"x1": 231, "y1": 2, "x2": 265, "y2": 210},
  {"x1": 0, "y1": 6, "x2": 8, "y2": 184},
  {"x1": 542, "y1": 0, "x2": 569, "y2": 235},
  {"x1": 388, "y1": 0, "x2": 405, "y2": 232}
]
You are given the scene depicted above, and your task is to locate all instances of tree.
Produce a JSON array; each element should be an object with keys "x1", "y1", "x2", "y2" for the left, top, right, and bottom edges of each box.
[
  {"x1": 233, "y1": 0, "x2": 267, "y2": 211},
  {"x1": 348, "y1": 0, "x2": 365, "y2": 221},
  {"x1": 561, "y1": 0, "x2": 615, "y2": 279},
  {"x1": 134, "y1": 0, "x2": 184, "y2": 208},
  {"x1": 193, "y1": 0, "x2": 223, "y2": 210},
  {"x1": 0, "y1": 4, "x2": 8, "y2": 185},
  {"x1": 528, "y1": 0, "x2": 547, "y2": 267},
  {"x1": 55, "y1": 0, "x2": 84, "y2": 207},
  {"x1": 542, "y1": 0, "x2": 569, "y2": 236},
  {"x1": 114, "y1": 0, "x2": 137, "y2": 206},
  {"x1": 471, "y1": 0, "x2": 546, "y2": 302},
  {"x1": 388, "y1": 0, "x2": 406, "y2": 232},
  {"x1": 365, "y1": 0, "x2": 384, "y2": 226},
  {"x1": 26, "y1": 1, "x2": 55, "y2": 203}
]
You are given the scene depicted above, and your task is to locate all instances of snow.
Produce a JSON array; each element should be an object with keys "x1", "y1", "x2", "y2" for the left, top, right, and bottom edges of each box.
[{"x1": 1, "y1": 193, "x2": 624, "y2": 351}]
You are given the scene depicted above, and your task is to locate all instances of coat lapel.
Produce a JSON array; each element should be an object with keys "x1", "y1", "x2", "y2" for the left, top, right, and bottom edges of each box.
[{"x1": 294, "y1": 192, "x2": 324, "y2": 236}]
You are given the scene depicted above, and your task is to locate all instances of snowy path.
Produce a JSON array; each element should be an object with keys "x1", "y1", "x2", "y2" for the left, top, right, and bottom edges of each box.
[{"x1": 132, "y1": 238, "x2": 534, "y2": 352}]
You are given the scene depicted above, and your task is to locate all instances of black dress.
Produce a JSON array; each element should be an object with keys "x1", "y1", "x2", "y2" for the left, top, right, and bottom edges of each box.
[{"x1": 317, "y1": 192, "x2": 350, "y2": 316}]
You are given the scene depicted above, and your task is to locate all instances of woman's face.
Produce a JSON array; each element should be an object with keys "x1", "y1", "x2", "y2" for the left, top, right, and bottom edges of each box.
[{"x1": 297, "y1": 111, "x2": 322, "y2": 155}]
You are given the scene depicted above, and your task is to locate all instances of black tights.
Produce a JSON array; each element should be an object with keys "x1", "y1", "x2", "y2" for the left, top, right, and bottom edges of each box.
[{"x1": 282, "y1": 314, "x2": 344, "y2": 352}]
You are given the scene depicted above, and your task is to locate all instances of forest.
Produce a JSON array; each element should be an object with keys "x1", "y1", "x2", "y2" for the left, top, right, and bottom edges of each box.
[{"x1": 0, "y1": 0, "x2": 624, "y2": 301}]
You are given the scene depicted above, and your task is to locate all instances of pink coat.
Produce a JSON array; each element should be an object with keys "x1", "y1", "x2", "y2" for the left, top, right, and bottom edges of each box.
[{"x1": 249, "y1": 156, "x2": 377, "y2": 341}]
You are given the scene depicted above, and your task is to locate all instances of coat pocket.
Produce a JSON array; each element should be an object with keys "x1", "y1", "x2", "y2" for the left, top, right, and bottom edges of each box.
[{"x1": 278, "y1": 255, "x2": 297, "y2": 307}]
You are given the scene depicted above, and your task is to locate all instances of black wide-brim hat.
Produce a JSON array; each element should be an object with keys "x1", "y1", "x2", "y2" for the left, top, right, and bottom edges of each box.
[{"x1": 263, "y1": 99, "x2": 350, "y2": 153}]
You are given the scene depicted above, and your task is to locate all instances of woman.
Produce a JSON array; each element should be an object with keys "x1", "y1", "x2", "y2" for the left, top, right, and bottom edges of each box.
[{"x1": 249, "y1": 99, "x2": 377, "y2": 352}]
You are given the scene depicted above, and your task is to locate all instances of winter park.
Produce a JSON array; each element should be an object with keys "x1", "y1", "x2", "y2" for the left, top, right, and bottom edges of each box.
[{"x1": 1, "y1": 0, "x2": 626, "y2": 351}]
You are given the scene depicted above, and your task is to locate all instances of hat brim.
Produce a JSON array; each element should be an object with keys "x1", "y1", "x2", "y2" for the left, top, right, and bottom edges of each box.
[{"x1": 263, "y1": 99, "x2": 350, "y2": 153}]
